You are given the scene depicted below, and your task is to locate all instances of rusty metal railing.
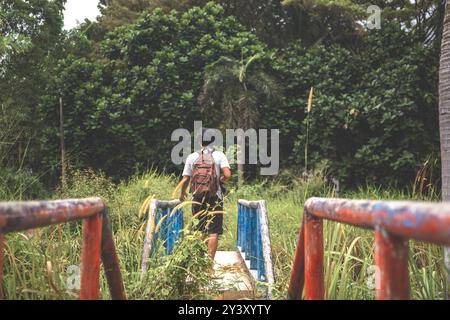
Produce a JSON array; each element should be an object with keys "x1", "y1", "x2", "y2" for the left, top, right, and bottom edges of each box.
[
  {"x1": 288, "y1": 197, "x2": 450, "y2": 300},
  {"x1": 0, "y1": 198, "x2": 126, "y2": 300}
]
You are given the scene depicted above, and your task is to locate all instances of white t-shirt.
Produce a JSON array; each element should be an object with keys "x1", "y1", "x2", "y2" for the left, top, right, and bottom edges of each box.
[{"x1": 182, "y1": 148, "x2": 230, "y2": 199}]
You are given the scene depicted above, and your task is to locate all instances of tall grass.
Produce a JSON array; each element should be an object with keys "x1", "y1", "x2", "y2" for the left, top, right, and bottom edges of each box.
[
  {"x1": 2, "y1": 169, "x2": 215, "y2": 299},
  {"x1": 0, "y1": 169, "x2": 446, "y2": 299},
  {"x1": 220, "y1": 174, "x2": 445, "y2": 300}
]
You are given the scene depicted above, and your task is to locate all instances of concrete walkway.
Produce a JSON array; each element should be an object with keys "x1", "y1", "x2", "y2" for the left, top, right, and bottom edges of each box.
[{"x1": 213, "y1": 251, "x2": 256, "y2": 300}]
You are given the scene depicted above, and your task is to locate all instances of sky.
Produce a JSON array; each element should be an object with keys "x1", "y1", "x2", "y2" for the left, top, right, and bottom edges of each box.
[{"x1": 63, "y1": 0, "x2": 101, "y2": 30}]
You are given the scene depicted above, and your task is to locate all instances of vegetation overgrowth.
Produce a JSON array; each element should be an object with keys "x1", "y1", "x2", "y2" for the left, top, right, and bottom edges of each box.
[{"x1": 0, "y1": 169, "x2": 445, "y2": 299}]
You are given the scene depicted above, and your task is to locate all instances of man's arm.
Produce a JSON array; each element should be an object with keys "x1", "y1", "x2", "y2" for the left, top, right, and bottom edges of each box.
[
  {"x1": 219, "y1": 152, "x2": 232, "y2": 184},
  {"x1": 220, "y1": 167, "x2": 231, "y2": 184},
  {"x1": 179, "y1": 176, "x2": 190, "y2": 202},
  {"x1": 180, "y1": 154, "x2": 193, "y2": 202}
]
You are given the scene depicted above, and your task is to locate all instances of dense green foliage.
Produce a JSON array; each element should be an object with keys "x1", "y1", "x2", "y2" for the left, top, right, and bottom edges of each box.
[
  {"x1": 32, "y1": 2, "x2": 441, "y2": 187},
  {"x1": 0, "y1": 0, "x2": 444, "y2": 189},
  {"x1": 39, "y1": 4, "x2": 265, "y2": 179},
  {"x1": 94, "y1": 0, "x2": 365, "y2": 47},
  {"x1": 0, "y1": 0, "x2": 66, "y2": 170},
  {"x1": 275, "y1": 22, "x2": 440, "y2": 186}
]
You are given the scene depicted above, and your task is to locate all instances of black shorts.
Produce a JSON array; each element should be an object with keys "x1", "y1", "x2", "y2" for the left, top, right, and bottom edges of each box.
[{"x1": 192, "y1": 196, "x2": 223, "y2": 235}]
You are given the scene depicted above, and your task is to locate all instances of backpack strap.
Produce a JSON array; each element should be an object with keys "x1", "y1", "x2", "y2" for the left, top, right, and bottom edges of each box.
[{"x1": 197, "y1": 147, "x2": 215, "y2": 158}]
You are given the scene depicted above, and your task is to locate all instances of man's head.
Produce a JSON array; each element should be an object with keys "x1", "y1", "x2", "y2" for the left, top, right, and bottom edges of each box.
[
  {"x1": 201, "y1": 128, "x2": 214, "y2": 147},
  {"x1": 194, "y1": 127, "x2": 223, "y2": 149}
]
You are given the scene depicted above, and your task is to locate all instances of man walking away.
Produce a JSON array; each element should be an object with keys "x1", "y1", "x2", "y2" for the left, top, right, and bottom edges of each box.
[{"x1": 179, "y1": 129, "x2": 232, "y2": 260}]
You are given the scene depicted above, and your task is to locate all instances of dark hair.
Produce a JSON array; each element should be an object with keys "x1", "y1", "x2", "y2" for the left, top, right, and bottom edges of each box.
[{"x1": 201, "y1": 128, "x2": 214, "y2": 146}]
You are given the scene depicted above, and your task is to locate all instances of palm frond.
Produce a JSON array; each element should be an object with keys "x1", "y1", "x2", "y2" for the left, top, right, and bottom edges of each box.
[{"x1": 199, "y1": 54, "x2": 284, "y2": 129}]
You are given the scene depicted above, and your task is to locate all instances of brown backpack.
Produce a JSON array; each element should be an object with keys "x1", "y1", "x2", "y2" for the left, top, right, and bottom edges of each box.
[{"x1": 191, "y1": 149, "x2": 219, "y2": 199}]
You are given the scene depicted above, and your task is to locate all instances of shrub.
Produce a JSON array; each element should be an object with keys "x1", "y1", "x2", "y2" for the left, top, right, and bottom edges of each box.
[
  {"x1": 274, "y1": 22, "x2": 439, "y2": 187},
  {"x1": 135, "y1": 231, "x2": 216, "y2": 300},
  {"x1": 39, "y1": 3, "x2": 265, "y2": 180},
  {"x1": 0, "y1": 167, "x2": 47, "y2": 201}
]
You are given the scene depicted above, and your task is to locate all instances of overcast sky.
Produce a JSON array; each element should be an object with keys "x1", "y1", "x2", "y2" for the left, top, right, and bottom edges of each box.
[{"x1": 63, "y1": 0, "x2": 101, "y2": 30}]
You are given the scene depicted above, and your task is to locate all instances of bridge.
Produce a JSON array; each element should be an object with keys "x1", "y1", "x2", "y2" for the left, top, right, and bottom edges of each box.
[
  {"x1": 0, "y1": 196, "x2": 449, "y2": 299},
  {"x1": 140, "y1": 198, "x2": 275, "y2": 299}
]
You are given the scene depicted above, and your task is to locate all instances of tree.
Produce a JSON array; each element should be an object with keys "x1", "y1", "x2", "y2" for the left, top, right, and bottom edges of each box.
[
  {"x1": 354, "y1": 0, "x2": 445, "y2": 46},
  {"x1": 148, "y1": 0, "x2": 286, "y2": 45},
  {"x1": 275, "y1": 21, "x2": 440, "y2": 187},
  {"x1": 199, "y1": 54, "x2": 282, "y2": 184},
  {"x1": 281, "y1": 0, "x2": 365, "y2": 47},
  {"x1": 96, "y1": 0, "x2": 153, "y2": 37},
  {"x1": 39, "y1": 3, "x2": 265, "y2": 179},
  {"x1": 0, "y1": 0, "x2": 65, "y2": 170},
  {"x1": 94, "y1": 0, "x2": 374, "y2": 48},
  {"x1": 438, "y1": 0, "x2": 450, "y2": 300},
  {"x1": 148, "y1": 0, "x2": 365, "y2": 47}
]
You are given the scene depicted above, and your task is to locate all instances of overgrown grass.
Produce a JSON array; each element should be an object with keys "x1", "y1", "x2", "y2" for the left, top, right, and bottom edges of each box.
[
  {"x1": 2, "y1": 169, "x2": 215, "y2": 299},
  {"x1": 0, "y1": 169, "x2": 447, "y2": 299},
  {"x1": 221, "y1": 173, "x2": 446, "y2": 300}
]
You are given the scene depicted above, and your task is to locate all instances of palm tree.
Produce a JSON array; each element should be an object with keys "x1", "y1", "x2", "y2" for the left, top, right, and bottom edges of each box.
[
  {"x1": 439, "y1": 0, "x2": 450, "y2": 300},
  {"x1": 199, "y1": 54, "x2": 282, "y2": 185}
]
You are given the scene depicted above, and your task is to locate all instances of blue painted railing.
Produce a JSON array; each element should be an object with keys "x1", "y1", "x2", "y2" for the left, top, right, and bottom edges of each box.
[
  {"x1": 141, "y1": 199, "x2": 183, "y2": 274},
  {"x1": 237, "y1": 199, "x2": 275, "y2": 299},
  {"x1": 141, "y1": 198, "x2": 275, "y2": 299}
]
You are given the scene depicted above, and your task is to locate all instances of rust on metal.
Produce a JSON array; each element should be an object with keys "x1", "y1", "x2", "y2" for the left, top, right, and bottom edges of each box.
[
  {"x1": 375, "y1": 227, "x2": 409, "y2": 300},
  {"x1": 80, "y1": 213, "x2": 103, "y2": 300},
  {"x1": 304, "y1": 211, "x2": 324, "y2": 300},
  {"x1": 288, "y1": 197, "x2": 450, "y2": 300},
  {"x1": 305, "y1": 197, "x2": 450, "y2": 245},
  {"x1": 287, "y1": 218, "x2": 305, "y2": 300},
  {"x1": 0, "y1": 198, "x2": 105, "y2": 233},
  {"x1": 0, "y1": 198, "x2": 126, "y2": 300},
  {"x1": 101, "y1": 211, "x2": 126, "y2": 300}
]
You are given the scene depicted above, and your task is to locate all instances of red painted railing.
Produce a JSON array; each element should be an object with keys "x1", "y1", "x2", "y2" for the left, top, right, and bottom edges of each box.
[
  {"x1": 0, "y1": 198, "x2": 126, "y2": 300},
  {"x1": 288, "y1": 197, "x2": 450, "y2": 300}
]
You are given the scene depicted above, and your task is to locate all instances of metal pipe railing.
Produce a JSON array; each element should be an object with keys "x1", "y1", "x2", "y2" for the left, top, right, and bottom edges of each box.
[
  {"x1": 141, "y1": 199, "x2": 183, "y2": 274},
  {"x1": 0, "y1": 198, "x2": 126, "y2": 300},
  {"x1": 288, "y1": 197, "x2": 450, "y2": 300},
  {"x1": 237, "y1": 199, "x2": 275, "y2": 299}
]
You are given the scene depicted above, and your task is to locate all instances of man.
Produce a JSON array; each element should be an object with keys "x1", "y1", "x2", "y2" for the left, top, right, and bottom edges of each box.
[{"x1": 179, "y1": 129, "x2": 232, "y2": 260}]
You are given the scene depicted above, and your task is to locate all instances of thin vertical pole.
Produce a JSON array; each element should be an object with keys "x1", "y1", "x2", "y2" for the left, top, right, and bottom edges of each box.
[
  {"x1": 80, "y1": 213, "x2": 103, "y2": 300},
  {"x1": 59, "y1": 97, "x2": 67, "y2": 190},
  {"x1": 375, "y1": 227, "x2": 409, "y2": 300},
  {"x1": 304, "y1": 212, "x2": 324, "y2": 300},
  {"x1": 288, "y1": 217, "x2": 305, "y2": 300}
]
